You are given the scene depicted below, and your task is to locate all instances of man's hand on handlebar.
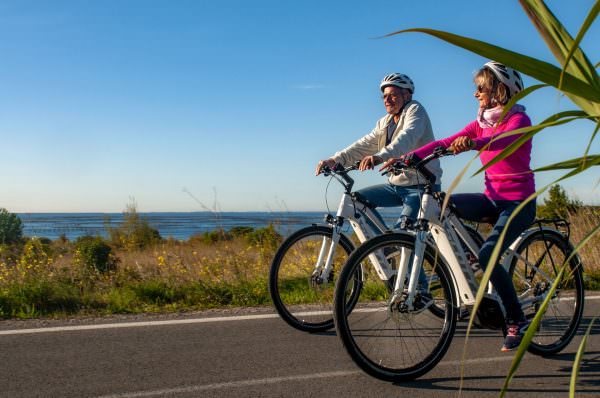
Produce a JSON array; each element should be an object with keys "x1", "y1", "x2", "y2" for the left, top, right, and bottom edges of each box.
[
  {"x1": 315, "y1": 158, "x2": 337, "y2": 176},
  {"x1": 358, "y1": 155, "x2": 383, "y2": 171},
  {"x1": 379, "y1": 156, "x2": 404, "y2": 174}
]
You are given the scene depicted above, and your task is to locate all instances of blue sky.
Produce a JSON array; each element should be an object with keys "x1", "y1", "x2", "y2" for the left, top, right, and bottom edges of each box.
[{"x1": 1, "y1": 0, "x2": 599, "y2": 212}]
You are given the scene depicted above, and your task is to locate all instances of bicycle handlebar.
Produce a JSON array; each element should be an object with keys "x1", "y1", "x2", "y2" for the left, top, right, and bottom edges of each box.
[
  {"x1": 321, "y1": 161, "x2": 360, "y2": 192},
  {"x1": 384, "y1": 146, "x2": 453, "y2": 185},
  {"x1": 321, "y1": 161, "x2": 359, "y2": 177}
]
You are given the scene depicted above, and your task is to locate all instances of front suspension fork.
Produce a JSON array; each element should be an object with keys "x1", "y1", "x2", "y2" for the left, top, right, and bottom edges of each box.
[
  {"x1": 389, "y1": 231, "x2": 427, "y2": 310},
  {"x1": 312, "y1": 226, "x2": 342, "y2": 284}
]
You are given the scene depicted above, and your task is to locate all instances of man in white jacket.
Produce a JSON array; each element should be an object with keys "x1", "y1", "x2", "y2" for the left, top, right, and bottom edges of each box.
[{"x1": 315, "y1": 73, "x2": 442, "y2": 228}]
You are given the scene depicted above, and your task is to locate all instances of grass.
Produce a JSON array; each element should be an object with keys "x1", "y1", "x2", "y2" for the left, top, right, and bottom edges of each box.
[
  {"x1": 0, "y1": 209, "x2": 598, "y2": 319},
  {"x1": 0, "y1": 231, "x2": 276, "y2": 319}
]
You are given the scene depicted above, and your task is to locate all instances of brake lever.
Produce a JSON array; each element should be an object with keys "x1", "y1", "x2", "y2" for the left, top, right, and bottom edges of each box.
[
  {"x1": 381, "y1": 161, "x2": 404, "y2": 176},
  {"x1": 321, "y1": 166, "x2": 332, "y2": 177}
]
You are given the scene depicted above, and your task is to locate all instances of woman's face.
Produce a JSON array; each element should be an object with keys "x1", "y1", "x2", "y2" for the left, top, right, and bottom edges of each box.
[{"x1": 474, "y1": 78, "x2": 493, "y2": 109}]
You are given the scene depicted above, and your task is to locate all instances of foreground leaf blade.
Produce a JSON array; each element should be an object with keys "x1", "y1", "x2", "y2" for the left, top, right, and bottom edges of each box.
[
  {"x1": 570, "y1": 317, "x2": 596, "y2": 397},
  {"x1": 500, "y1": 199, "x2": 600, "y2": 397},
  {"x1": 384, "y1": 27, "x2": 600, "y2": 111}
]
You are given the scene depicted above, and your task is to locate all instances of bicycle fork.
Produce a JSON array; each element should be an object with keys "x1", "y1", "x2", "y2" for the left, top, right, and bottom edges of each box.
[
  {"x1": 311, "y1": 228, "x2": 341, "y2": 285},
  {"x1": 389, "y1": 231, "x2": 428, "y2": 312}
]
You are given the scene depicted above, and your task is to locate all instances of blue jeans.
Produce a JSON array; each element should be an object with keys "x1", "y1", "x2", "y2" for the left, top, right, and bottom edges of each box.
[
  {"x1": 450, "y1": 193, "x2": 536, "y2": 322},
  {"x1": 356, "y1": 183, "x2": 441, "y2": 287},
  {"x1": 356, "y1": 183, "x2": 442, "y2": 228}
]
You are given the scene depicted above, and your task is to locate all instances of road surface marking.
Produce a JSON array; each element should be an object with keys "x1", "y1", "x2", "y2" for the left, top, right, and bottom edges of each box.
[
  {"x1": 2, "y1": 295, "x2": 598, "y2": 336},
  {"x1": 94, "y1": 356, "x2": 517, "y2": 398}
]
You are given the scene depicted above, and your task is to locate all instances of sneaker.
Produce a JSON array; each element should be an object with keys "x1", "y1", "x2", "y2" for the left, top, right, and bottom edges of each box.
[{"x1": 501, "y1": 320, "x2": 530, "y2": 352}]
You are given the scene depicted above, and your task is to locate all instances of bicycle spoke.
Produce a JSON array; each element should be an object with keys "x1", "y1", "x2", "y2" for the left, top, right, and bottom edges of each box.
[
  {"x1": 334, "y1": 233, "x2": 457, "y2": 381},
  {"x1": 270, "y1": 226, "x2": 359, "y2": 332},
  {"x1": 510, "y1": 230, "x2": 584, "y2": 355}
]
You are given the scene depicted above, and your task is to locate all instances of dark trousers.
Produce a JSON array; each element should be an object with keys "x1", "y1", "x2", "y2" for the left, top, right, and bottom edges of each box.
[{"x1": 450, "y1": 193, "x2": 536, "y2": 322}]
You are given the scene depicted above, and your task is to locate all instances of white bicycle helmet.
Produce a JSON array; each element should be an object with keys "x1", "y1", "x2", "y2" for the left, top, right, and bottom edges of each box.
[
  {"x1": 380, "y1": 73, "x2": 415, "y2": 94},
  {"x1": 484, "y1": 61, "x2": 524, "y2": 98}
]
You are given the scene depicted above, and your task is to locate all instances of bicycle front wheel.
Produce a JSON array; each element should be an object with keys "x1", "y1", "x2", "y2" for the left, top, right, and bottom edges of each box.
[
  {"x1": 334, "y1": 232, "x2": 457, "y2": 382},
  {"x1": 269, "y1": 225, "x2": 360, "y2": 332},
  {"x1": 509, "y1": 229, "x2": 585, "y2": 356}
]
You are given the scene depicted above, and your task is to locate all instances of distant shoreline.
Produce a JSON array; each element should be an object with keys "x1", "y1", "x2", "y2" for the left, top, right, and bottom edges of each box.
[{"x1": 18, "y1": 210, "x2": 402, "y2": 241}]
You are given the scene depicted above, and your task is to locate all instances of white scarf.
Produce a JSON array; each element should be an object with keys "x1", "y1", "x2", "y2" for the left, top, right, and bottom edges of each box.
[{"x1": 477, "y1": 104, "x2": 526, "y2": 128}]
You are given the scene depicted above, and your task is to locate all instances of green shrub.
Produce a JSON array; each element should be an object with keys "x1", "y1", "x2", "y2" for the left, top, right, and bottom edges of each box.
[
  {"x1": 106, "y1": 201, "x2": 162, "y2": 249},
  {"x1": 19, "y1": 237, "x2": 52, "y2": 269},
  {"x1": 0, "y1": 281, "x2": 82, "y2": 318},
  {"x1": 537, "y1": 184, "x2": 583, "y2": 220},
  {"x1": 105, "y1": 288, "x2": 138, "y2": 314},
  {"x1": 203, "y1": 228, "x2": 231, "y2": 243},
  {"x1": 132, "y1": 281, "x2": 184, "y2": 304},
  {"x1": 245, "y1": 224, "x2": 281, "y2": 249},
  {"x1": 0, "y1": 208, "x2": 23, "y2": 244},
  {"x1": 74, "y1": 236, "x2": 116, "y2": 273},
  {"x1": 229, "y1": 226, "x2": 255, "y2": 237},
  {"x1": 0, "y1": 242, "x2": 23, "y2": 265},
  {"x1": 188, "y1": 228, "x2": 231, "y2": 244},
  {"x1": 188, "y1": 225, "x2": 281, "y2": 247}
]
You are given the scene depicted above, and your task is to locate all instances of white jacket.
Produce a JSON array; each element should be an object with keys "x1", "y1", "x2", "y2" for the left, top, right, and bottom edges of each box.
[{"x1": 331, "y1": 100, "x2": 443, "y2": 186}]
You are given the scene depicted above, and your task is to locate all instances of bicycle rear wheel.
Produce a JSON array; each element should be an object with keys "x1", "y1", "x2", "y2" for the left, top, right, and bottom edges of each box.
[
  {"x1": 333, "y1": 232, "x2": 457, "y2": 382},
  {"x1": 269, "y1": 225, "x2": 361, "y2": 332},
  {"x1": 509, "y1": 229, "x2": 584, "y2": 356}
]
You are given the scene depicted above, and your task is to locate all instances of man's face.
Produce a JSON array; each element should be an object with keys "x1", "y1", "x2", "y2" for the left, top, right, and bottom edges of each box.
[{"x1": 382, "y1": 86, "x2": 406, "y2": 115}]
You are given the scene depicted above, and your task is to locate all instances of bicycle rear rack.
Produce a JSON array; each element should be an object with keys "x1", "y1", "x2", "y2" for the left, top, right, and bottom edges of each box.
[{"x1": 532, "y1": 218, "x2": 571, "y2": 241}]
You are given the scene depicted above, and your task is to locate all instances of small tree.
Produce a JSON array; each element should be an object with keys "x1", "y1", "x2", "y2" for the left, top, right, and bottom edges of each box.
[
  {"x1": 537, "y1": 184, "x2": 582, "y2": 219},
  {"x1": 0, "y1": 208, "x2": 23, "y2": 244},
  {"x1": 74, "y1": 236, "x2": 116, "y2": 273},
  {"x1": 106, "y1": 200, "x2": 162, "y2": 250}
]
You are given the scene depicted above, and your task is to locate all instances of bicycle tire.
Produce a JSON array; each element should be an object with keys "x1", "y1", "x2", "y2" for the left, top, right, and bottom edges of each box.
[
  {"x1": 334, "y1": 232, "x2": 458, "y2": 382},
  {"x1": 269, "y1": 225, "x2": 361, "y2": 332},
  {"x1": 509, "y1": 229, "x2": 584, "y2": 356}
]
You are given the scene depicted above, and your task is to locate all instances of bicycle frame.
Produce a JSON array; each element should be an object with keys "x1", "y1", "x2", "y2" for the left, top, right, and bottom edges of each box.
[
  {"x1": 314, "y1": 166, "x2": 397, "y2": 285},
  {"x1": 390, "y1": 153, "x2": 574, "y2": 318},
  {"x1": 390, "y1": 189, "x2": 490, "y2": 310},
  {"x1": 330, "y1": 149, "x2": 586, "y2": 382},
  {"x1": 317, "y1": 191, "x2": 396, "y2": 283}
]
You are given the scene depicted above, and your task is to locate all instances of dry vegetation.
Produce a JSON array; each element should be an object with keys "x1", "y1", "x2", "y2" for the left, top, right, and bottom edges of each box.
[{"x1": 0, "y1": 204, "x2": 597, "y2": 319}]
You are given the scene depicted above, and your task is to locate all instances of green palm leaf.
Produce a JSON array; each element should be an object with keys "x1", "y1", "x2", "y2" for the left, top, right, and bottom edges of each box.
[
  {"x1": 583, "y1": 120, "x2": 600, "y2": 161},
  {"x1": 519, "y1": 0, "x2": 600, "y2": 89},
  {"x1": 534, "y1": 154, "x2": 600, "y2": 171},
  {"x1": 384, "y1": 28, "x2": 600, "y2": 115},
  {"x1": 501, "y1": 220, "x2": 600, "y2": 397},
  {"x1": 570, "y1": 317, "x2": 596, "y2": 397},
  {"x1": 560, "y1": 1, "x2": 600, "y2": 89}
]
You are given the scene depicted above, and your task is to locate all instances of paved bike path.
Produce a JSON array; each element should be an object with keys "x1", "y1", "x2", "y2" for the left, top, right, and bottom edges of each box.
[{"x1": 1, "y1": 296, "x2": 599, "y2": 397}]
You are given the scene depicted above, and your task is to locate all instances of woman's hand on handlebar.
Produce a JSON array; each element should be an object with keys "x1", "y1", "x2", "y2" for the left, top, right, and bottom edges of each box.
[
  {"x1": 448, "y1": 136, "x2": 475, "y2": 154},
  {"x1": 358, "y1": 155, "x2": 383, "y2": 171},
  {"x1": 315, "y1": 158, "x2": 337, "y2": 175}
]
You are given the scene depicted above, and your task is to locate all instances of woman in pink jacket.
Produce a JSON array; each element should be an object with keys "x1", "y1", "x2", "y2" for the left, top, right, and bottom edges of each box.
[{"x1": 382, "y1": 61, "x2": 535, "y2": 352}]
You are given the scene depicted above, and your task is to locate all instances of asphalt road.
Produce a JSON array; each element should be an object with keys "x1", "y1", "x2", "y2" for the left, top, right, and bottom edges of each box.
[{"x1": 1, "y1": 297, "x2": 599, "y2": 398}]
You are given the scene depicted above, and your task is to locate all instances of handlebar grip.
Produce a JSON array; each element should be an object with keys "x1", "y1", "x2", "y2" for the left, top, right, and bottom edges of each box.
[{"x1": 432, "y1": 146, "x2": 454, "y2": 157}]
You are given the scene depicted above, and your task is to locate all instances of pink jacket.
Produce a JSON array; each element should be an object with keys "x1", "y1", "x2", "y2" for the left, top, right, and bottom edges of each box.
[{"x1": 412, "y1": 111, "x2": 535, "y2": 201}]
